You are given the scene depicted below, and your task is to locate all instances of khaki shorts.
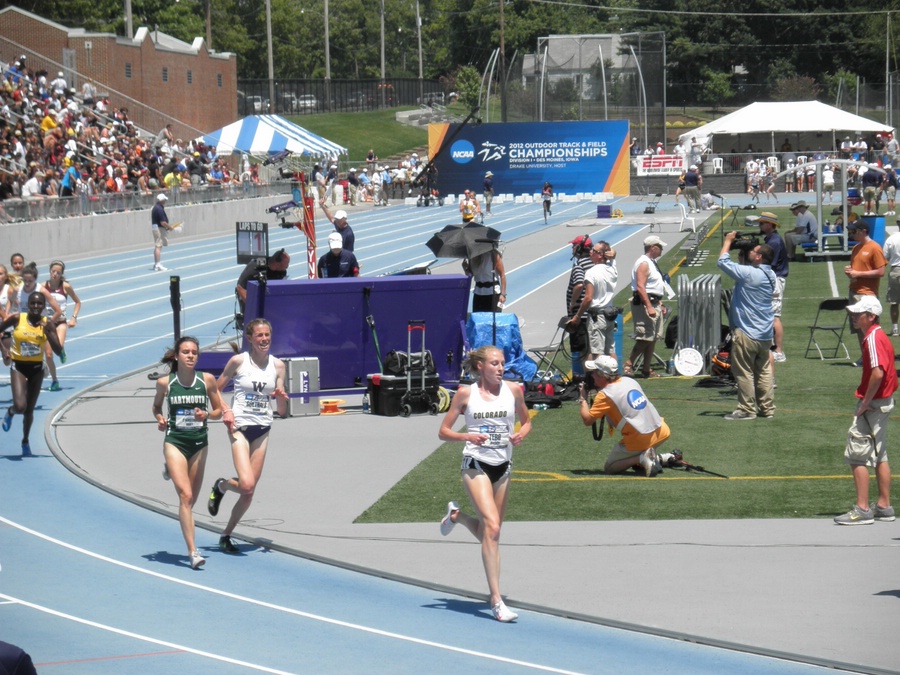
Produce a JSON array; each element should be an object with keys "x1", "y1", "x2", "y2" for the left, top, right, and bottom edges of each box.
[
  {"x1": 632, "y1": 301, "x2": 664, "y2": 341},
  {"x1": 153, "y1": 226, "x2": 169, "y2": 249},
  {"x1": 844, "y1": 398, "x2": 894, "y2": 467},
  {"x1": 888, "y1": 266, "x2": 900, "y2": 304},
  {"x1": 772, "y1": 276, "x2": 785, "y2": 317}
]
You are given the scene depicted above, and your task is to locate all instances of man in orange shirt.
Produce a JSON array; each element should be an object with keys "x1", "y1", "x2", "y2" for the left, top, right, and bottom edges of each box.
[
  {"x1": 845, "y1": 220, "x2": 888, "y2": 363},
  {"x1": 578, "y1": 355, "x2": 671, "y2": 477}
]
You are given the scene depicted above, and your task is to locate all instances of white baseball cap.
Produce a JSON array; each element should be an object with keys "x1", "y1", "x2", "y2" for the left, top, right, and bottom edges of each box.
[
  {"x1": 585, "y1": 355, "x2": 619, "y2": 377},
  {"x1": 327, "y1": 232, "x2": 343, "y2": 249},
  {"x1": 157, "y1": 193, "x2": 168, "y2": 201},
  {"x1": 846, "y1": 296, "x2": 882, "y2": 316}
]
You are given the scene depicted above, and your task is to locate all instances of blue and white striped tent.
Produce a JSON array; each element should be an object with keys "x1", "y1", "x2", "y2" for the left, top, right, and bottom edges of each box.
[{"x1": 199, "y1": 115, "x2": 348, "y2": 158}]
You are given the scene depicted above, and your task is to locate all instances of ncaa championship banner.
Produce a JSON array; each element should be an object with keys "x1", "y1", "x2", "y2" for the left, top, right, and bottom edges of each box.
[{"x1": 427, "y1": 120, "x2": 630, "y2": 197}]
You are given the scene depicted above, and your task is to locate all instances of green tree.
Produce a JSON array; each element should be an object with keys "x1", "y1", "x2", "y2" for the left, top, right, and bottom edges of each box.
[
  {"x1": 699, "y1": 68, "x2": 733, "y2": 110},
  {"x1": 452, "y1": 64, "x2": 480, "y2": 108}
]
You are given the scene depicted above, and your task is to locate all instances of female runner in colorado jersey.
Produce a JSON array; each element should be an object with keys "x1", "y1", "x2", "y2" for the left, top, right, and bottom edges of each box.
[
  {"x1": 207, "y1": 318, "x2": 288, "y2": 554},
  {"x1": 438, "y1": 345, "x2": 531, "y2": 622},
  {"x1": 152, "y1": 336, "x2": 227, "y2": 570}
]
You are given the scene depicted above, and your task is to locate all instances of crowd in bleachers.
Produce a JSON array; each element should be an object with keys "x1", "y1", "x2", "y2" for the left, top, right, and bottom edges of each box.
[{"x1": 0, "y1": 54, "x2": 260, "y2": 222}]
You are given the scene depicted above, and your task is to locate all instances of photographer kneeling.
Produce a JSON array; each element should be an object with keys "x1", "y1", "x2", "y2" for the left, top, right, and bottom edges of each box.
[{"x1": 578, "y1": 355, "x2": 671, "y2": 477}]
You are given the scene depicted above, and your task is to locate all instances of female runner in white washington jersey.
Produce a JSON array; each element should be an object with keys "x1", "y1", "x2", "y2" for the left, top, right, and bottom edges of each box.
[
  {"x1": 438, "y1": 345, "x2": 531, "y2": 622},
  {"x1": 207, "y1": 318, "x2": 288, "y2": 554}
]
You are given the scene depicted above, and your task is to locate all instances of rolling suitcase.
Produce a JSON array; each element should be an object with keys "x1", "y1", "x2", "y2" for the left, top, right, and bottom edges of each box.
[{"x1": 399, "y1": 320, "x2": 439, "y2": 417}]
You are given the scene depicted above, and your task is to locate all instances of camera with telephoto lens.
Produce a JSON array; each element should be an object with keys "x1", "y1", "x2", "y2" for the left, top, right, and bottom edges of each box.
[{"x1": 731, "y1": 233, "x2": 759, "y2": 252}]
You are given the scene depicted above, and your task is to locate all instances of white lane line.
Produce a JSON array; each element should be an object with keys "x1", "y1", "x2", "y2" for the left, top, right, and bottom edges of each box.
[
  {"x1": 827, "y1": 259, "x2": 839, "y2": 297},
  {"x1": 0, "y1": 516, "x2": 585, "y2": 675},
  {"x1": 0, "y1": 593, "x2": 294, "y2": 674}
]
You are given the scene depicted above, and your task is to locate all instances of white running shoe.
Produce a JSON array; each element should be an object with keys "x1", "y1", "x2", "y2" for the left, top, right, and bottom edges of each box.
[
  {"x1": 440, "y1": 501, "x2": 460, "y2": 536},
  {"x1": 492, "y1": 600, "x2": 518, "y2": 622},
  {"x1": 154, "y1": 263, "x2": 168, "y2": 272},
  {"x1": 189, "y1": 550, "x2": 206, "y2": 569},
  {"x1": 639, "y1": 449, "x2": 660, "y2": 477}
]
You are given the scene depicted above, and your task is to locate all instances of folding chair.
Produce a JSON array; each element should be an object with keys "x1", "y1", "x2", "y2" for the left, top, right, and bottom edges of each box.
[
  {"x1": 805, "y1": 298, "x2": 851, "y2": 360},
  {"x1": 528, "y1": 316, "x2": 572, "y2": 383},
  {"x1": 677, "y1": 202, "x2": 696, "y2": 232}
]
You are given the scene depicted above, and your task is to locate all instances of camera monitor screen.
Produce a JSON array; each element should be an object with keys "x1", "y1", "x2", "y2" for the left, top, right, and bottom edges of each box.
[{"x1": 236, "y1": 221, "x2": 269, "y2": 265}]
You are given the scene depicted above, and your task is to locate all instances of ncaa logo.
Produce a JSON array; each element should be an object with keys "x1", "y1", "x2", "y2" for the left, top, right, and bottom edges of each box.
[
  {"x1": 627, "y1": 389, "x2": 647, "y2": 410},
  {"x1": 451, "y1": 140, "x2": 475, "y2": 164}
]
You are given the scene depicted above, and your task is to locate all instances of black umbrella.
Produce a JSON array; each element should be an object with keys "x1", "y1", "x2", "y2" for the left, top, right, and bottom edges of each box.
[{"x1": 425, "y1": 223, "x2": 502, "y2": 260}]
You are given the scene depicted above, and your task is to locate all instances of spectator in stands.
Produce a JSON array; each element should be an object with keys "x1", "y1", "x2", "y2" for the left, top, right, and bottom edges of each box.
[
  {"x1": 81, "y1": 78, "x2": 97, "y2": 106},
  {"x1": 346, "y1": 168, "x2": 359, "y2": 206},
  {"x1": 154, "y1": 123, "x2": 174, "y2": 154}
]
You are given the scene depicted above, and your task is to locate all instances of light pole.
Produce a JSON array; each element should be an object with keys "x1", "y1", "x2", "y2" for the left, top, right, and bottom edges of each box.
[
  {"x1": 266, "y1": 0, "x2": 275, "y2": 114},
  {"x1": 380, "y1": 0, "x2": 386, "y2": 107},
  {"x1": 324, "y1": 0, "x2": 331, "y2": 110},
  {"x1": 416, "y1": 0, "x2": 423, "y2": 102}
]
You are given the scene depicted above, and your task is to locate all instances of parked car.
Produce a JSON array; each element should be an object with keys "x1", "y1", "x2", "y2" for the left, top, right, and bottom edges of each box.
[
  {"x1": 247, "y1": 95, "x2": 269, "y2": 114},
  {"x1": 296, "y1": 95, "x2": 319, "y2": 111},
  {"x1": 278, "y1": 94, "x2": 299, "y2": 113}
]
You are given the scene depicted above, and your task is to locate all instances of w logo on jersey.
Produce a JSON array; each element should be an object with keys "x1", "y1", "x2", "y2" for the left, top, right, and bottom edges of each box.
[{"x1": 251, "y1": 381, "x2": 266, "y2": 393}]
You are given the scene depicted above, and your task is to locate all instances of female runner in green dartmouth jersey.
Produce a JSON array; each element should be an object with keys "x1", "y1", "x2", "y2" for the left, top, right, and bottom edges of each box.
[{"x1": 152, "y1": 336, "x2": 230, "y2": 570}]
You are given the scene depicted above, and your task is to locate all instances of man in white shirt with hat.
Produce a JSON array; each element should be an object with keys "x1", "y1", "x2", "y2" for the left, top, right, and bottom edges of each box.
[{"x1": 624, "y1": 235, "x2": 668, "y2": 378}]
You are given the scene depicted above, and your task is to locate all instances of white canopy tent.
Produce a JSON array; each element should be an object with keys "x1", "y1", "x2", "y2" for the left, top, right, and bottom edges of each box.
[{"x1": 678, "y1": 101, "x2": 893, "y2": 155}]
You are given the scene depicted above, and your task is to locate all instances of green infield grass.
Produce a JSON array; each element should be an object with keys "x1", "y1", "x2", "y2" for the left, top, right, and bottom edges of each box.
[
  {"x1": 286, "y1": 108, "x2": 428, "y2": 164},
  {"x1": 357, "y1": 208, "x2": 898, "y2": 523}
]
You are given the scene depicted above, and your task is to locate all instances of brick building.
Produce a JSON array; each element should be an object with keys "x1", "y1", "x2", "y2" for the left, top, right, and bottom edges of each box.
[{"x1": 0, "y1": 6, "x2": 237, "y2": 140}]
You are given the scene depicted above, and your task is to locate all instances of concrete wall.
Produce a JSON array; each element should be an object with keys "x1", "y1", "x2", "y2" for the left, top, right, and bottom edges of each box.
[{"x1": 0, "y1": 194, "x2": 290, "y2": 265}]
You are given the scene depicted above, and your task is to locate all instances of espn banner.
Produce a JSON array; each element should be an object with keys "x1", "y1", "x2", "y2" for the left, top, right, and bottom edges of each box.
[
  {"x1": 427, "y1": 121, "x2": 630, "y2": 197},
  {"x1": 636, "y1": 154, "x2": 687, "y2": 177}
]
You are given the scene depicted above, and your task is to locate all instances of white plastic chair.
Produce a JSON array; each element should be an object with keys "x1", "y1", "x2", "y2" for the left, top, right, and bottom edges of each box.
[
  {"x1": 796, "y1": 155, "x2": 807, "y2": 166},
  {"x1": 766, "y1": 156, "x2": 780, "y2": 172},
  {"x1": 677, "y1": 202, "x2": 696, "y2": 232},
  {"x1": 712, "y1": 157, "x2": 724, "y2": 174}
]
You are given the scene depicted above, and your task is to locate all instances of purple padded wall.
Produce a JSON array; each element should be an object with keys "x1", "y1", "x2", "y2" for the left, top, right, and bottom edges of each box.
[{"x1": 239, "y1": 275, "x2": 470, "y2": 389}]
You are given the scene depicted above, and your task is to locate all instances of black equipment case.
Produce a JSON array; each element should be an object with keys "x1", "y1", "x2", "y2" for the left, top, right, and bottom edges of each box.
[{"x1": 367, "y1": 320, "x2": 440, "y2": 417}]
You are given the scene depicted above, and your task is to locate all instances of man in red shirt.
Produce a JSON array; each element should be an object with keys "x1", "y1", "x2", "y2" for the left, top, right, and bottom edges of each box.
[{"x1": 834, "y1": 296, "x2": 898, "y2": 525}]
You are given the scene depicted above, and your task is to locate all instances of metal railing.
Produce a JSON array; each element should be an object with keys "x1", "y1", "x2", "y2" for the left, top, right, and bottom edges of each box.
[{"x1": 1, "y1": 180, "x2": 294, "y2": 223}]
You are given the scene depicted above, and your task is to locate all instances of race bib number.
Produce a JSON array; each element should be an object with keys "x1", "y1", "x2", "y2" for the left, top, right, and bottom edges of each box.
[
  {"x1": 175, "y1": 408, "x2": 203, "y2": 430},
  {"x1": 478, "y1": 423, "x2": 509, "y2": 449},
  {"x1": 244, "y1": 392, "x2": 269, "y2": 412},
  {"x1": 18, "y1": 340, "x2": 41, "y2": 358}
]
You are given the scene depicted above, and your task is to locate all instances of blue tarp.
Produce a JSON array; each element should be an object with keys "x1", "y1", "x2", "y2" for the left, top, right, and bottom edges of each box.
[
  {"x1": 199, "y1": 115, "x2": 348, "y2": 158},
  {"x1": 466, "y1": 313, "x2": 538, "y2": 382}
]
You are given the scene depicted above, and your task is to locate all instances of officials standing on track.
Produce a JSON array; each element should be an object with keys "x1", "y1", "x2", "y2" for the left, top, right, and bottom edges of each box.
[
  {"x1": 153, "y1": 336, "x2": 227, "y2": 569},
  {"x1": 438, "y1": 345, "x2": 532, "y2": 622},
  {"x1": 207, "y1": 318, "x2": 288, "y2": 554},
  {"x1": 151, "y1": 193, "x2": 172, "y2": 272}
]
